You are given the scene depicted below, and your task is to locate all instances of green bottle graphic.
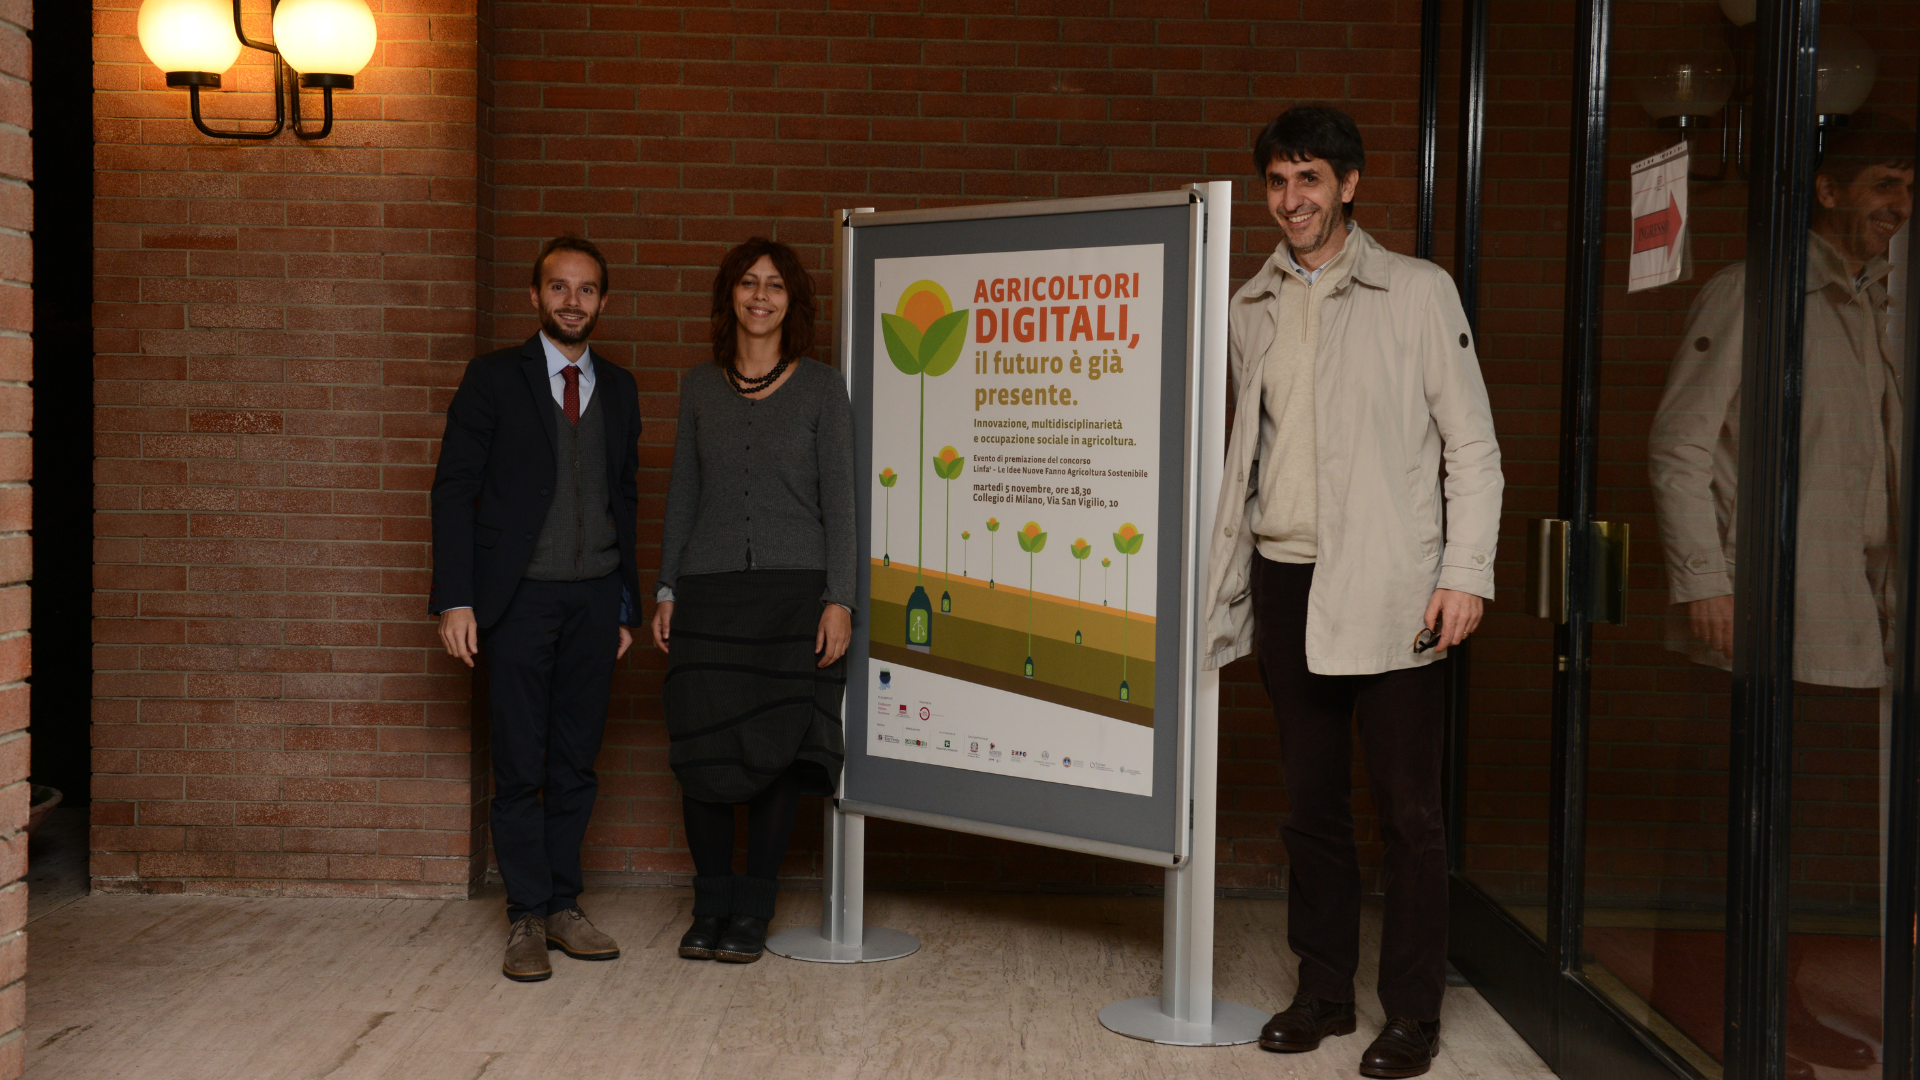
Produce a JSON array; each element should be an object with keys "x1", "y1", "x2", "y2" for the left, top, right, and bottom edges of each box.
[{"x1": 906, "y1": 585, "x2": 932, "y2": 652}]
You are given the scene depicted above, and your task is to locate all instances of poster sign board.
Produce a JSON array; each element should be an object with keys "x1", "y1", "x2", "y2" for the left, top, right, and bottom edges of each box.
[
  {"x1": 1629, "y1": 141, "x2": 1690, "y2": 293},
  {"x1": 841, "y1": 192, "x2": 1206, "y2": 862}
]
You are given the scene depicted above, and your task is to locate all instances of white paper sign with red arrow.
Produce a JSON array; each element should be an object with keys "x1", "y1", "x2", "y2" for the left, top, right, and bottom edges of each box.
[{"x1": 1629, "y1": 141, "x2": 1690, "y2": 293}]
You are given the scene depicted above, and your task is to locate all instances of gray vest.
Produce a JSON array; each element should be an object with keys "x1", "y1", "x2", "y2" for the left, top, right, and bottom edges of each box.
[{"x1": 525, "y1": 385, "x2": 621, "y2": 582}]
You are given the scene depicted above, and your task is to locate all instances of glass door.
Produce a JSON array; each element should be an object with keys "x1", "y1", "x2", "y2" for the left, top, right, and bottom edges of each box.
[{"x1": 1434, "y1": 0, "x2": 1920, "y2": 1078}]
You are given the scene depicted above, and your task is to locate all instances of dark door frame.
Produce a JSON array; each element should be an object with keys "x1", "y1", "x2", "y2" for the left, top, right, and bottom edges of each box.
[{"x1": 1420, "y1": 0, "x2": 1911, "y2": 1078}]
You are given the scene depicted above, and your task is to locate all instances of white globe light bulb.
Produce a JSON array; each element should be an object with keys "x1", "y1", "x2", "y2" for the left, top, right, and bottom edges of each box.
[
  {"x1": 1815, "y1": 27, "x2": 1877, "y2": 117},
  {"x1": 272, "y1": 0, "x2": 378, "y2": 78},
  {"x1": 138, "y1": 0, "x2": 243, "y2": 75}
]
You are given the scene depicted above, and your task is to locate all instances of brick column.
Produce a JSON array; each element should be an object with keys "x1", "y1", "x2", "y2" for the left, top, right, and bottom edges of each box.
[{"x1": 0, "y1": 0, "x2": 26, "y2": 1070}]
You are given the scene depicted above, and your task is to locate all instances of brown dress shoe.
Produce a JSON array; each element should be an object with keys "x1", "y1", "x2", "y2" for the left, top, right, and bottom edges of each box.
[
  {"x1": 545, "y1": 905, "x2": 620, "y2": 961},
  {"x1": 502, "y1": 915, "x2": 552, "y2": 982},
  {"x1": 1259, "y1": 991, "x2": 1358, "y2": 1052},
  {"x1": 1360, "y1": 1017, "x2": 1441, "y2": 1078}
]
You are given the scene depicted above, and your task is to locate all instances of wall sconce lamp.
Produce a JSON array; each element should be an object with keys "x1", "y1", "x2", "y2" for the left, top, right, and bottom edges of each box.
[
  {"x1": 137, "y1": 0, "x2": 376, "y2": 141},
  {"x1": 1636, "y1": 2, "x2": 1877, "y2": 181}
]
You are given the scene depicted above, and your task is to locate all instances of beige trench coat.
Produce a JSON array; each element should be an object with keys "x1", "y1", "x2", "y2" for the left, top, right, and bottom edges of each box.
[
  {"x1": 1202, "y1": 227, "x2": 1504, "y2": 675},
  {"x1": 1647, "y1": 234, "x2": 1899, "y2": 687}
]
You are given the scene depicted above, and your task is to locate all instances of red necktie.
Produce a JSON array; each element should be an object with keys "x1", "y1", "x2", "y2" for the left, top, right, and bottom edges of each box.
[{"x1": 561, "y1": 365, "x2": 580, "y2": 424}]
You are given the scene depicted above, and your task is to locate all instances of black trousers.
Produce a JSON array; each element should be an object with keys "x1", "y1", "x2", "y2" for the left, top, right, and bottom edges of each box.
[
  {"x1": 482, "y1": 573, "x2": 621, "y2": 922},
  {"x1": 1251, "y1": 556, "x2": 1449, "y2": 1022}
]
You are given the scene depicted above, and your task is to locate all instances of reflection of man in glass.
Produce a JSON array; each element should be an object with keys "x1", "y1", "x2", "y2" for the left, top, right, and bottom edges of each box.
[
  {"x1": 1649, "y1": 124, "x2": 1912, "y2": 688},
  {"x1": 1648, "y1": 122, "x2": 1908, "y2": 1077}
]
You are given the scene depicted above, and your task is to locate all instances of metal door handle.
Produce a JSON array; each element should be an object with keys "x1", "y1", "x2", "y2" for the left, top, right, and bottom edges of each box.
[
  {"x1": 1524, "y1": 518, "x2": 1628, "y2": 625},
  {"x1": 1525, "y1": 519, "x2": 1569, "y2": 622},
  {"x1": 1590, "y1": 521, "x2": 1629, "y2": 626}
]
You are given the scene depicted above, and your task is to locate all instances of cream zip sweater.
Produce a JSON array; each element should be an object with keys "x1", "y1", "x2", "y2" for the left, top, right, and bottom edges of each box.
[{"x1": 1252, "y1": 237, "x2": 1358, "y2": 563}]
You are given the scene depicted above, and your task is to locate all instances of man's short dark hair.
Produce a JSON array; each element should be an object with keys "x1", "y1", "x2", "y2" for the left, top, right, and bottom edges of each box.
[
  {"x1": 531, "y1": 234, "x2": 610, "y2": 292},
  {"x1": 1818, "y1": 113, "x2": 1915, "y2": 185},
  {"x1": 1254, "y1": 106, "x2": 1367, "y2": 217}
]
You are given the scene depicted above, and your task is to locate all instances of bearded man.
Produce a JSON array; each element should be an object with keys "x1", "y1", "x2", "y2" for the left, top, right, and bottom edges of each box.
[{"x1": 430, "y1": 235, "x2": 643, "y2": 982}]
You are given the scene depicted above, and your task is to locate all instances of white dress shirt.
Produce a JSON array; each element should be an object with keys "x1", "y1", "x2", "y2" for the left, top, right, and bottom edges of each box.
[{"x1": 540, "y1": 332, "x2": 596, "y2": 411}]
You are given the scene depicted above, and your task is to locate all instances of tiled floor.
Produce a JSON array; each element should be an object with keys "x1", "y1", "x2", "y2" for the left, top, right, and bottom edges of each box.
[{"x1": 25, "y1": 887, "x2": 1555, "y2": 1079}]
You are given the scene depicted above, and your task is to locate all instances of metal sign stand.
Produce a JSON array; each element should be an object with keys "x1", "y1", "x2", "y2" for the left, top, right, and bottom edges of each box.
[
  {"x1": 766, "y1": 801, "x2": 919, "y2": 964},
  {"x1": 1096, "y1": 669, "x2": 1265, "y2": 1044},
  {"x1": 777, "y1": 186, "x2": 1261, "y2": 1041},
  {"x1": 1099, "y1": 182, "x2": 1263, "y2": 1046}
]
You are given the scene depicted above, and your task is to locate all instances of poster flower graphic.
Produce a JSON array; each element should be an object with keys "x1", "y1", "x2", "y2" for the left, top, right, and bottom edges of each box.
[
  {"x1": 961, "y1": 530, "x2": 971, "y2": 577},
  {"x1": 882, "y1": 280, "x2": 967, "y2": 650},
  {"x1": 932, "y1": 445, "x2": 965, "y2": 612},
  {"x1": 878, "y1": 467, "x2": 897, "y2": 567},
  {"x1": 1017, "y1": 521, "x2": 1048, "y2": 677},
  {"x1": 986, "y1": 516, "x2": 1000, "y2": 588},
  {"x1": 1071, "y1": 538, "x2": 1092, "y2": 644},
  {"x1": 1102, "y1": 557, "x2": 1111, "y2": 605},
  {"x1": 1113, "y1": 524, "x2": 1144, "y2": 701}
]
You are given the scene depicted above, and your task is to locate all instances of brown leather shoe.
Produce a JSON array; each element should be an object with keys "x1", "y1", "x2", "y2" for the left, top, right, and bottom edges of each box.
[
  {"x1": 1259, "y1": 991, "x2": 1358, "y2": 1052},
  {"x1": 502, "y1": 915, "x2": 552, "y2": 982},
  {"x1": 1360, "y1": 1017, "x2": 1441, "y2": 1078},
  {"x1": 545, "y1": 905, "x2": 620, "y2": 961}
]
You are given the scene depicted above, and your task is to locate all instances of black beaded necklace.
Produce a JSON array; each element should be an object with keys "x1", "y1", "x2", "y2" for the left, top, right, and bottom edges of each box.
[{"x1": 726, "y1": 354, "x2": 791, "y2": 396}]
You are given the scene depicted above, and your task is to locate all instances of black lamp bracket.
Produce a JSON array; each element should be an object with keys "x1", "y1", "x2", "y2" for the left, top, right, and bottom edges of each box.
[{"x1": 168, "y1": 0, "x2": 348, "y2": 141}]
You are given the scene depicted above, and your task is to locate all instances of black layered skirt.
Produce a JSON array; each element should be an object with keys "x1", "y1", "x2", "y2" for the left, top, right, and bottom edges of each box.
[{"x1": 664, "y1": 569, "x2": 846, "y2": 803}]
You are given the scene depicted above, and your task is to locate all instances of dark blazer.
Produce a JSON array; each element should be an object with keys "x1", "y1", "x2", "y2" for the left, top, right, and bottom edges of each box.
[{"x1": 429, "y1": 334, "x2": 643, "y2": 629}]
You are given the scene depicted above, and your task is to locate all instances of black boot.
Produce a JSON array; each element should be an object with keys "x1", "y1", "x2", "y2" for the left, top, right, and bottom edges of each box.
[
  {"x1": 681, "y1": 875, "x2": 734, "y2": 960},
  {"x1": 715, "y1": 876, "x2": 778, "y2": 963},
  {"x1": 714, "y1": 915, "x2": 769, "y2": 963}
]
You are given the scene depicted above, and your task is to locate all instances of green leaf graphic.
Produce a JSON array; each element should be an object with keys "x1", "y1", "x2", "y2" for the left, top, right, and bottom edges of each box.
[
  {"x1": 919, "y1": 309, "x2": 969, "y2": 377},
  {"x1": 1113, "y1": 531, "x2": 1144, "y2": 555},
  {"x1": 1017, "y1": 530, "x2": 1048, "y2": 554},
  {"x1": 881, "y1": 313, "x2": 925, "y2": 375}
]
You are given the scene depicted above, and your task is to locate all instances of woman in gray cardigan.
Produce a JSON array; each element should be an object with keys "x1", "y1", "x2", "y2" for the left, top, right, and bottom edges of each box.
[{"x1": 651, "y1": 238, "x2": 856, "y2": 964}]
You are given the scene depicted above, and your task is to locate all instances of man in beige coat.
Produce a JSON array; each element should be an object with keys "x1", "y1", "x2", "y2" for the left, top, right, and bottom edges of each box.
[
  {"x1": 1208, "y1": 107, "x2": 1502, "y2": 1079},
  {"x1": 1650, "y1": 125, "x2": 1910, "y2": 688}
]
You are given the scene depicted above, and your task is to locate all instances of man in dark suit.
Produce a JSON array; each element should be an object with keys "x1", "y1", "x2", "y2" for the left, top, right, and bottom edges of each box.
[{"x1": 430, "y1": 235, "x2": 642, "y2": 982}]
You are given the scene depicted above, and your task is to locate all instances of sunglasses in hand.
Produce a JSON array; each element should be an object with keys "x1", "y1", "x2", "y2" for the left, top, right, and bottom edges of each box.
[{"x1": 1413, "y1": 618, "x2": 1444, "y2": 654}]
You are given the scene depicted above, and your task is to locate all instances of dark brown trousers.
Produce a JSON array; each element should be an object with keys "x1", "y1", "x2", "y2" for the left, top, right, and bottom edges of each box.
[{"x1": 1251, "y1": 556, "x2": 1449, "y2": 1022}]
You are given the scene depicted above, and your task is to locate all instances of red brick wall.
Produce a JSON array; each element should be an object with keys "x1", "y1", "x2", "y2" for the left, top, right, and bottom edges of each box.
[
  {"x1": 0, "y1": 0, "x2": 26, "y2": 1066},
  {"x1": 89, "y1": 0, "x2": 486, "y2": 896},
  {"x1": 90, "y1": 0, "x2": 1438, "y2": 899},
  {"x1": 474, "y1": 0, "x2": 1426, "y2": 894}
]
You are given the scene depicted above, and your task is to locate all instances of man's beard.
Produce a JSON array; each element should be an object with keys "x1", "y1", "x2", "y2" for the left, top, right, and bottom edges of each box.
[
  {"x1": 1290, "y1": 205, "x2": 1340, "y2": 257},
  {"x1": 541, "y1": 305, "x2": 598, "y2": 344}
]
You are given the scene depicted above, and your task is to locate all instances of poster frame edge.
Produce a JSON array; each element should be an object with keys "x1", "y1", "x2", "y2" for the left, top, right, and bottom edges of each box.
[
  {"x1": 834, "y1": 192, "x2": 1208, "y2": 863},
  {"x1": 847, "y1": 189, "x2": 1198, "y2": 230},
  {"x1": 839, "y1": 798, "x2": 1183, "y2": 868}
]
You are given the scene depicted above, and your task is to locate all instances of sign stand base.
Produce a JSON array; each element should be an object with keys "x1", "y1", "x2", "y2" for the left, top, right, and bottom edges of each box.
[
  {"x1": 766, "y1": 925, "x2": 919, "y2": 964},
  {"x1": 767, "y1": 802, "x2": 919, "y2": 965},
  {"x1": 1098, "y1": 997, "x2": 1268, "y2": 1046}
]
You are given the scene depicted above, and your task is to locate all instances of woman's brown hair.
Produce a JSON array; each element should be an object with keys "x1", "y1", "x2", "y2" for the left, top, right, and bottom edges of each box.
[{"x1": 710, "y1": 238, "x2": 816, "y2": 368}]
